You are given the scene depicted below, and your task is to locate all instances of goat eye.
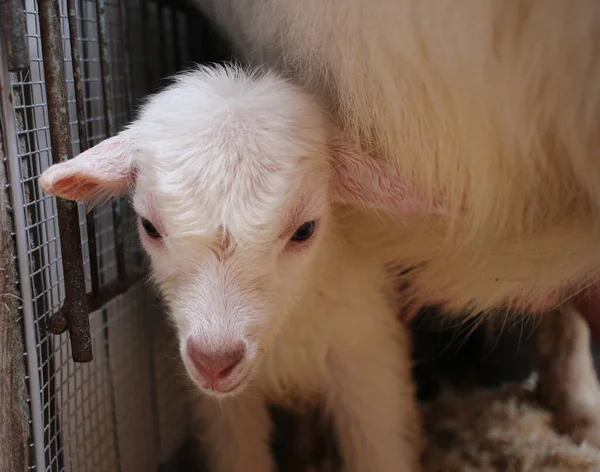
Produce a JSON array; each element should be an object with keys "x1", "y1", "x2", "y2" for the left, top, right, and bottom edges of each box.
[
  {"x1": 290, "y1": 220, "x2": 317, "y2": 242},
  {"x1": 141, "y1": 217, "x2": 161, "y2": 239}
]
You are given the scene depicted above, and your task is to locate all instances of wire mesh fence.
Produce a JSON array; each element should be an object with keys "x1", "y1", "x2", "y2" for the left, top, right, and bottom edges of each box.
[{"x1": 0, "y1": 0, "x2": 226, "y2": 469}]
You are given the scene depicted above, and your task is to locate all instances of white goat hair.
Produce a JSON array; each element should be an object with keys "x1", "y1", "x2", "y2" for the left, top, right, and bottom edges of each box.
[
  {"x1": 186, "y1": 0, "x2": 600, "y2": 450},
  {"x1": 38, "y1": 65, "x2": 424, "y2": 472},
  {"x1": 192, "y1": 0, "x2": 600, "y2": 324}
]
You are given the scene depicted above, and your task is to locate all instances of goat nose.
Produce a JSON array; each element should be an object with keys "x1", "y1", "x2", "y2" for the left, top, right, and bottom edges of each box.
[{"x1": 186, "y1": 341, "x2": 246, "y2": 380}]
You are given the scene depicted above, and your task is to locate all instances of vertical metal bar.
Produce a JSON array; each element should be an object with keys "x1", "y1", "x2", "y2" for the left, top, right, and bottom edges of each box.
[
  {"x1": 101, "y1": 305, "x2": 123, "y2": 472},
  {"x1": 171, "y1": 8, "x2": 181, "y2": 71},
  {"x1": 67, "y1": 0, "x2": 101, "y2": 299},
  {"x1": 14, "y1": 52, "x2": 66, "y2": 472},
  {"x1": 94, "y1": 0, "x2": 114, "y2": 137},
  {"x1": 117, "y1": 0, "x2": 132, "y2": 121},
  {"x1": 157, "y1": 3, "x2": 167, "y2": 77},
  {"x1": 94, "y1": 0, "x2": 127, "y2": 282},
  {"x1": 67, "y1": 1, "x2": 88, "y2": 152},
  {"x1": 141, "y1": 0, "x2": 153, "y2": 94},
  {"x1": 0, "y1": 172, "x2": 28, "y2": 472},
  {"x1": 186, "y1": 9, "x2": 202, "y2": 64},
  {"x1": 132, "y1": 0, "x2": 151, "y2": 271},
  {"x1": 146, "y1": 302, "x2": 165, "y2": 467},
  {"x1": 115, "y1": 0, "x2": 135, "y2": 281},
  {"x1": 38, "y1": 0, "x2": 92, "y2": 362},
  {"x1": 112, "y1": 201, "x2": 126, "y2": 281},
  {"x1": 0, "y1": 35, "x2": 48, "y2": 472},
  {"x1": 79, "y1": 0, "x2": 94, "y2": 141}
]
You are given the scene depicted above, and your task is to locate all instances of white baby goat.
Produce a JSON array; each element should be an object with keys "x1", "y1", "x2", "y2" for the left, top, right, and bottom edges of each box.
[{"x1": 38, "y1": 65, "x2": 431, "y2": 472}]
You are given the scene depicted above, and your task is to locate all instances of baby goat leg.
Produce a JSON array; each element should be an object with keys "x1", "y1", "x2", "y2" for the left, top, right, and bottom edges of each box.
[
  {"x1": 535, "y1": 304, "x2": 600, "y2": 447},
  {"x1": 193, "y1": 393, "x2": 276, "y2": 472},
  {"x1": 326, "y1": 334, "x2": 423, "y2": 472}
]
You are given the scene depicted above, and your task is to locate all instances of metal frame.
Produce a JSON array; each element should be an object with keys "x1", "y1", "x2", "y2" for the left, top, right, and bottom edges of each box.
[
  {"x1": 0, "y1": 32, "x2": 47, "y2": 472},
  {"x1": 1, "y1": 0, "x2": 224, "y2": 471},
  {"x1": 36, "y1": 0, "x2": 219, "y2": 364},
  {"x1": 38, "y1": 0, "x2": 93, "y2": 362}
]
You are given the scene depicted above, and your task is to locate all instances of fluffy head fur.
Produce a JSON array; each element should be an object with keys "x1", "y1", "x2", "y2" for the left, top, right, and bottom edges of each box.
[{"x1": 193, "y1": 0, "x2": 600, "y2": 321}]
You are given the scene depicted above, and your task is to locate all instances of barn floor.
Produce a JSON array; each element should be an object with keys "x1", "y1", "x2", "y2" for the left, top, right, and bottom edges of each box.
[
  {"x1": 167, "y1": 378, "x2": 600, "y2": 472},
  {"x1": 422, "y1": 378, "x2": 600, "y2": 472},
  {"x1": 415, "y1": 314, "x2": 600, "y2": 472}
]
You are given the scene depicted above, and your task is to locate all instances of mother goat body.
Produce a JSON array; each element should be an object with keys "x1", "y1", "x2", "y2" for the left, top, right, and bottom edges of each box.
[
  {"x1": 193, "y1": 0, "x2": 600, "y2": 444},
  {"x1": 195, "y1": 0, "x2": 600, "y2": 322}
]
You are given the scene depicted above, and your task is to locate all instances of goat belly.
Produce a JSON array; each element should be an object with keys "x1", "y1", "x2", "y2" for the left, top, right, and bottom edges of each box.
[{"x1": 575, "y1": 283, "x2": 600, "y2": 341}]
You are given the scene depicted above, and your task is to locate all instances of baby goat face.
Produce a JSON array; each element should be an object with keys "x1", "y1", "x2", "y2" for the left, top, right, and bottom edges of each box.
[
  {"x1": 131, "y1": 74, "x2": 334, "y2": 396},
  {"x1": 38, "y1": 65, "x2": 437, "y2": 398}
]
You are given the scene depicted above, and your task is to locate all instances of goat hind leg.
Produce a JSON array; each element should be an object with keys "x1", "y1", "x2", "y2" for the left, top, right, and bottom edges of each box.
[{"x1": 535, "y1": 305, "x2": 600, "y2": 446}]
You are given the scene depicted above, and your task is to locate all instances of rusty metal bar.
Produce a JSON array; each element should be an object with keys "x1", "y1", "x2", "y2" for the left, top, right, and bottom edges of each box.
[
  {"x1": 84, "y1": 191, "x2": 101, "y2": 295},
  {"x1": 0, "y1": 0, "x2": 30, "y2": 71},
  {"x1": 94, "y1": 0, "x2": 127, "y2": 282},
  {"x1": 47, "y1": 271, "x2": 146, "y2": 330},
  {"x1": 87, "y1": 272, "x2": 145, "y2": 313},
  {"x1": 66, "y1": 0, "x2": 101, "y2": 299},
  {"x1": 38, "y1": 0, "x2": 92, "y2": 363}
]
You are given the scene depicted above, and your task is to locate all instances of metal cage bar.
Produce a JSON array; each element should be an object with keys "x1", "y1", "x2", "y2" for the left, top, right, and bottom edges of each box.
[
  {"x1": 66, "y1": 0, "x2": 102, "y2": 300},
  {"x1": 38, "y1": 0, "x2": 92, "y2": 362},
  {"x1": 0, "y1": 33, "x2": 48, "y2": 472},
  {"x1": 41, "y1": 0, "x2": 146, "y2": 362}
]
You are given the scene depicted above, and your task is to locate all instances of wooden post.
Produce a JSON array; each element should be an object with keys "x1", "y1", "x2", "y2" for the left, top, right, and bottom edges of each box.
[{"x1": 0, "y1": 109, "x2": 29, "y2": 470}]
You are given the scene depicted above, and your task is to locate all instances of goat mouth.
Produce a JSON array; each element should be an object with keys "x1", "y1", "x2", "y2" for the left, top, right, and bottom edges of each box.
[{"x1": 201, "y1": 371, "x2": 250, "y2": 396}]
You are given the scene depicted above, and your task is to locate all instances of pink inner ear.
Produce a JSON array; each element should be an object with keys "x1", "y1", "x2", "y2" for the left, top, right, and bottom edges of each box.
[
  {"x1": 330, "y1": 140, "x2": 441, "y2": 216},
  {"x1": 38, "y1": 133, "x2": 137, "y2": 203},
  {"x1": 50, "y1": 173, "x2": 129, "y2": 202},
  {"x1": 52, "y1": 176, "x2": 100, "y2": 202}
]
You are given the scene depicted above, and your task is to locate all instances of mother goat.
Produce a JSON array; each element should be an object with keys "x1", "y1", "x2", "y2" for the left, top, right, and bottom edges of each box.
[{"x1": 193, "y1": 0, "x2": 600, "y2": 444}]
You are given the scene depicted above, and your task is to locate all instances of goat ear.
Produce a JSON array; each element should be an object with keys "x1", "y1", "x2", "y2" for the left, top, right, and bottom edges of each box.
[
  {"x1": 329, "y1": 137, "x2": 441, "y2": 216},
  {"x1": 38, "y1": 132, "x2": 137, "y2": 204}
]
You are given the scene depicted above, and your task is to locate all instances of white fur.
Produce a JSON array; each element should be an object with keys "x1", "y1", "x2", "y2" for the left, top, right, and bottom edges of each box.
[
  {"x1": 38, "y1": 65, "x2": 423, "y2": 472},
  {"x1": 191, "y1": 0, "x2": 600, "y2": 318}
]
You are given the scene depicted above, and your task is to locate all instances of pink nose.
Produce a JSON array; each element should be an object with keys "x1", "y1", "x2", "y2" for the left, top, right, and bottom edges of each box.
[{"x1": 186, "y1": 341, "x2": 246, "y2": 380}]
